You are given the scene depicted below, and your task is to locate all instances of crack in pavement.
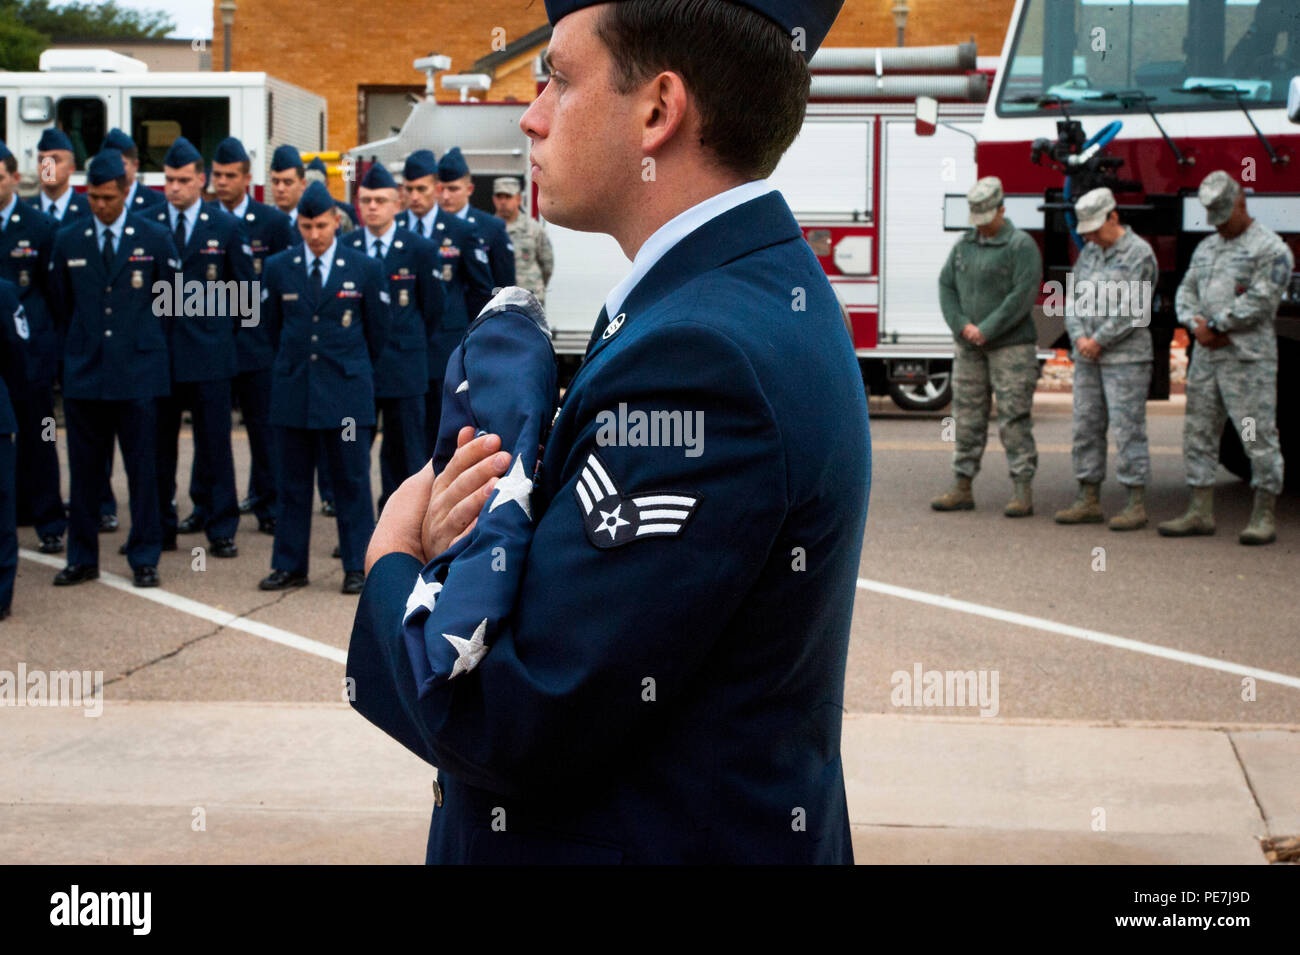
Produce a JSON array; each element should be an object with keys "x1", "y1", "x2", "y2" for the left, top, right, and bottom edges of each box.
[{"x1": 104, "y1": 586, "x2": 314, "y2": 687}]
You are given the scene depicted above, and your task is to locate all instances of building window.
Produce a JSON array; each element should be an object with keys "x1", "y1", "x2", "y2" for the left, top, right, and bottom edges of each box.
[
  {"x1": 129, "y1": 97, "x2": 230, "y2": 171},
  {"x1": 55, "y1": 97, "x2": 106, "y2": 166}
]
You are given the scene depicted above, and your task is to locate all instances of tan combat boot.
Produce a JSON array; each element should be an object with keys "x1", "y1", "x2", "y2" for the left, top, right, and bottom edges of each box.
[
  {"x1": 931, "y1": 476, "x2": 974, "y2": 511},
  {"x1": 1004, "y1": 478, "x2": 1033, "y2": 518},
  {"x1": 1108, "y1": 486, "x2": 1147, "y2": 531},
  {"x1": 1157, "y1": 486, "x2": 1215, "y2": 537},
  {"x1": 1054, "y1": 482, "x2": 1103, "y2": 524},
  {"x1": 1239, "y1": 491, "x2": 1277, "y2": 546}
]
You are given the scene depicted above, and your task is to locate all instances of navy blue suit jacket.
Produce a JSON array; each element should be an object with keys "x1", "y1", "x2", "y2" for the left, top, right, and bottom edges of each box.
[
  {"x1": 460, "y1": 206, "x2": 516, "y2": 300},
  {"x1": 344, "y1": 227, "x2": 442, "y2": 399},
  {"x1": 227, "y1": 197, "x2": 295, "y2": 372},
  {"x1": 0, "y1": 278, "x2": 31, "y2": 433},
  {"x1": 148, "y1": 202, "x2": 255, "y2": 382},
  {"x1": 348, "y1": 190, "x2": 871, "y2": 864},
  {"x1": 261, "y1": 241, "x2": 392, "y2": 429},
  {"x1": 127, "y1": 182, "x2": 167, "y2": 214},
  {"x1": 47, "y1": 214, "x2": 178, "y2": 401},
  {"x1": 407, "y1": 209, "x2": 492, "y2": 378},
  {"x1": 28, "y1": 191, "x2": 91, "y2": 224},
  {"x1": 0, "y1": 201, "x2": 58, "y2": 386}
]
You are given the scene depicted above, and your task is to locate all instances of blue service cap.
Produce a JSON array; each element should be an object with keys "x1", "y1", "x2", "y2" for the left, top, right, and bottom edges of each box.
[
  {"x1": 437, "y1": 146, "x2": 470, "y2": 182},
  {"x1": 360, "y1": 163, "x2": 398, "y2": 190},
  {"x1": 297, "y1": 181, "x2": 337, "y2": 219},
  {"x1": 103, "y1": 127, "x2": 136, "y2": 152},
  {"x1": 214, "y1": 136, "x2": 250, "y2": 165},
  {"x1": 163, "y1": 135, "x2": 203, "y2": 169},
  {"x1": 403, "y1": 149, "x2": 438, "y2": 181},
  {"x1": 271, "y1": 144, "x2": 304, "y2": 172},
  {"x1": 37, "y1": 128, "x2": 74, "y2": 153},
  {"x1": 87, "y1": 148, "x2": 127, "y2": 185},
  {"x1": 544, "y1": 0, "x2": 844, "y2": 60},
  {"x1": 0, "y1": 140, "x2": 11, "y2": 163}
]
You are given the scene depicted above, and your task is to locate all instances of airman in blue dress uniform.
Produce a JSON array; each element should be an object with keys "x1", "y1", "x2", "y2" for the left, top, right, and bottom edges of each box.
[
  {"x1": 348, "y1": 0, "x2": 867, "y2": 864},
  {"x1": 403, "y1": 149, "x2": 493, "y2": 457},
  {"x1": 0, "y1": 140, "x2": 66, "y2": 554},
  {"x1": 0, "y1": 277, "x2": 31, "y2": 617},
  {"x1": 151, "y1": 136, "x2": 254, "y2": 559},
  {"x1": 306, "y1": 157, "x2": 358, "y2": 234},
  {"x1": 347, "y1": 163, "x2": 443, "y2": 511},
  {"x1": 29, "y1": 129, "x2": 91, "y2": 224},
  {"x1": 188, "y1": 135, "x2": 296, "y2": 535},
  {"x1": 258, "y1": 182, "x2": 391, "y2": 594},
  {"x1": 435, "y1": 146, "x2": 516, "y2": 302},
  {"x1": 47, "y1": 149, "x2": 178, "y2": 588},
  {"x1": 104, "y1": 128, "x2": 167, "y2": 214}
]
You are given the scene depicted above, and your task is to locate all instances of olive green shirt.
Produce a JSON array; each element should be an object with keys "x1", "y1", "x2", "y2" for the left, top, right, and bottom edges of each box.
[{"x1": 938, "y1": 219, "x2": 1042, "y2": 350}]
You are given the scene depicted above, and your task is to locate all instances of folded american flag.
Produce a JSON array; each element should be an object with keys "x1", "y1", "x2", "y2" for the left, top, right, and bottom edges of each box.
[{"x1": 401, "y1": 288, "x2": 558, "y2": 695}]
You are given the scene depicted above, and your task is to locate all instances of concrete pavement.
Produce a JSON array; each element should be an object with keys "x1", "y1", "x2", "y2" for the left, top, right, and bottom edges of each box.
[{"x1": 1, "y1": 701, "x2": 1293, "y2": 863}]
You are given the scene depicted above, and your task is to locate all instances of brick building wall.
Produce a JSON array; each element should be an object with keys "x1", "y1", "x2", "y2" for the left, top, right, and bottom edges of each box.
[{"x1": 215, "y1": 0, "x2": 1014, "y2": 163}]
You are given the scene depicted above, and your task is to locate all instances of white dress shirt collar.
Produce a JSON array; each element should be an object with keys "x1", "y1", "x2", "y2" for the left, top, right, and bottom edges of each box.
[
  {"x1": 169, "y1": 198, "x2": 202, "y2": 233},
  {"x1": 94, "y1": 208, "x2": 129, "y2": 244},
  {"x1": 226, "y1": 194, "x2": 250, "y2": 220},
  {"x1": 43, "y1": 187, "x2": 73, "y2": 220},
  {"x1": 0, "y1": 194, "x2": 17, "y2": 228},
  {"x1": 604, "y1": 179, "x2": 774, "y2": 320},
  {"x1": 366, "y1": 221, "x2": 397, "y2": 256}
]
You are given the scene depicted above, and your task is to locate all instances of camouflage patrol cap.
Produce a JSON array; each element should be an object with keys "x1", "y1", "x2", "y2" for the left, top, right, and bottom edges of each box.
[
  {"x1": 1198, "y1": 170, "x2": 1241, "y2": 226},
  {"x1": 1074, "y1": 186, "x2": 1116, "y2": 234},
  {"x1": 967, "y1": 176, "x2": 1004, "y2": 226},
  {"x1": 493, "y1": 177, "x2": 521, "y2": 196}
]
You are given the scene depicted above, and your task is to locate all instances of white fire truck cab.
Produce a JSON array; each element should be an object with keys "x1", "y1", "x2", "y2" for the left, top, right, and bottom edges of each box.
[{"x1": 0, "y1": 50, "x2": 327, "y2": 201}]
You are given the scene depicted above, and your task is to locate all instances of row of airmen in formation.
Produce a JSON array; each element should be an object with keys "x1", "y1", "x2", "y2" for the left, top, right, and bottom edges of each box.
[{"x1": 0, "y1": 125, "x2": 556, "y2": 614}]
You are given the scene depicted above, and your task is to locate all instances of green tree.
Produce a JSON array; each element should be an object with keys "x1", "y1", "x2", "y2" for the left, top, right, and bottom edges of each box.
[
  {"x1": 0, "y1": 0, "x2": 173, "y2": 42},
  {"x1": 0, "y1": 13, "x2": 49, "y2": 71}
]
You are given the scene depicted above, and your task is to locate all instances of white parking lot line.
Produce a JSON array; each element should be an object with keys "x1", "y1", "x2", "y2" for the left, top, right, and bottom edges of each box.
[
  {"x1": 19, "y1": 549, "x2": 347, "y2": 665},
  {"x1": 857, "y1": 576, "x2": 1300, "y2": 690}
]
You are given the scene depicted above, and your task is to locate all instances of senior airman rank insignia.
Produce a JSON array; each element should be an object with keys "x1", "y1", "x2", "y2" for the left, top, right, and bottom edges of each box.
[
  {"x1": 573, "y1": 451, "x2": 699, "y2": 550},
  {"x1": 206, "y1": 262, "x2": 219, "y2": 280},
  {"x1": 399, "y1": 288, "x2": 410, "y2": 307},
  {"x1": 342, "y1": 310, "x2": 352, "y2": 328}
]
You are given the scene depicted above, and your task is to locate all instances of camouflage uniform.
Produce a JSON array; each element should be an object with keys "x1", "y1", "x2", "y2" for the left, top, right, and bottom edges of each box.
[
  {"x1": 1175, "y1": 219, "x2": 1292, "y2": 493},
  {"x1": 1065, "y1": 228, "x2": 1158, "y2": 487},
  {"x1": 506, "y1": 213, "x2": 554, "y2": 304},
  {"x1": 939, "y1": 215, "x2": 1042, "y2": 482}
]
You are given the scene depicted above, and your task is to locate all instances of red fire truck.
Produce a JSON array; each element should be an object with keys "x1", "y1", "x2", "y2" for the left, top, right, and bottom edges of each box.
[{"x1": 961, "y1": 0, "x2": 1300, "y2": 486}]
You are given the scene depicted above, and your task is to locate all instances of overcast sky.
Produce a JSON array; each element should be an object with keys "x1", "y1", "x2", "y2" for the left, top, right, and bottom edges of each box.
[{"x1": 109, "y1": 0, "x2": 213, "y2": 40}]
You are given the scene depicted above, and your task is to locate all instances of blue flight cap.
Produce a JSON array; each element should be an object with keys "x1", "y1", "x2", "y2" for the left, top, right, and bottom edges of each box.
[
  {"x1": 37, "y1": 128, "x2": 74, "y2": 153},
  {"x1": 306, "y1": 156, "x2": 327, "y2": 173},
  {"x1": 360, "y1": 163, "x2": 398, "y2": 190},
  {"x1": 437, "y1": 147, "x2": 470, "y2": 182},
  {"x1": 297, "y1": 181, "x2": 337, "y2": 219},
  {"x1": 271, "y1": 144, "x2": 304, "y2": 172},
  {"x1": 214, "y1": 136, "x2": 250, "y2": 165},
  {"x1": 0, "y1": 140, "x2": 11, "y2": 163},
  {"x1": 87, "y1": 148, "x2": 127, "y2": 185},
  {"x1": 403, "y1": 149, "x2": 438, "y2": 181},
  {"x1": 162, "y1": 135, "x2": 203, "y2": 169},
  {"x1": 104, "y1": 127, "x2": 136, "y2": 153},
  {"x1": 544, "y1": 0, "x2": 844, "y2": 60}
]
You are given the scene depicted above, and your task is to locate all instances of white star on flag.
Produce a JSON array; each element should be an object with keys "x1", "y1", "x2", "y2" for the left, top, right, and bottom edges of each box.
[
  {"x1": 404, "y1": 575, "x2": 443, "y2": 622},
  {"x1": 456, "y1": 379, "x2": 469, "y2": 394},
  {"x1": 443, "y1": 618, "x2": 489, "y2": 679},
  {"x1": 489, "y1": 454, "x2": 534, "y2": 519}
]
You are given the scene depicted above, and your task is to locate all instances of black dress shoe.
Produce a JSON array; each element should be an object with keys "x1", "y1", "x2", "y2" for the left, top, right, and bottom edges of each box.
[
  {"x1": 53, "y1": 564, "x2": 99, "y2": 586},
  {"x1": 332, "y1": 544, "x2": 341, "y2": 559},
  {"x1": 177, "y1": 513, "x2": 204, "y2": 534},
  {"x1": 132, "y1": 566, "x2": 160, "y2": 588},
  {"x1": 259, "y1": 569, "x2": 308, "y2": 591},
  {"x1": 38, "y1": 534, "x2": 64, "y2": 554},
  {"x1": 162, "y1": 536, "x2": 178, "y2": 552},
  {"x1": 257, "y1": 517, "x2": 276, "y2": 535},
  {"x1": 320, "y1": 500, "x2": 336, "y2": 517},
  {"x1": 239, "y1": 497, "x2": 255, "y2": 514},
  {"x1": 98, "y1": 513, "x2": 118, "y2": 533},
  {"x1": 209, "y1": 538, "x2": 238, "y2": 559},
  {"x1": 341, "y1": 571, "x2": 365, "y2": 594}
]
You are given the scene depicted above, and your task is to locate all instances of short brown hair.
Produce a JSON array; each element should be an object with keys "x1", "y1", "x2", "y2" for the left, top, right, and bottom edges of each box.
[
  {"x1": 594, "y1": 0, "x2": 809, "y2": 180},
  {"x1": 1, "y1": 155, "x2": 16, "y2": 176}
]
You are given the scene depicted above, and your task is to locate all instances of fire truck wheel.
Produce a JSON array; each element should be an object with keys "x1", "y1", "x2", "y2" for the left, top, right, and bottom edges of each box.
[{"x1": 888, "y1": 367, "x2": 953, "y2": 412}]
